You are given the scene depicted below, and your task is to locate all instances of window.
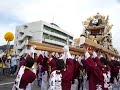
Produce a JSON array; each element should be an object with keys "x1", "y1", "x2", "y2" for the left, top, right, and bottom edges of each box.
[
  {"x1": 43, "y1": 41, "x2": 63, "y2": 47},
  {"x1": 43, "y1": 33, "x2": 66, "y2": 43},
  {"x1": 69, "y1": 36, "x2": 73, "y2": 40},
  {"x1": 43, "y1": 25, "x2": 69, "y2": 37},
  {"x1": 24, "y1": 25, "x2": 28, "y2": 29}
]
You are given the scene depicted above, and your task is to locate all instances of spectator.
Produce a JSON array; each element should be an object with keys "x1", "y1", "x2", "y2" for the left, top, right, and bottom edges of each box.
[
  {"x1": 11, "y1": 55, "x2": 17, "y2": 75},
  {"x1": 5, "y1": 58, "x2": 10, "y2": 68},
  {"x1": 0, "y1": 58, "x2": 3, "y2": 68}
]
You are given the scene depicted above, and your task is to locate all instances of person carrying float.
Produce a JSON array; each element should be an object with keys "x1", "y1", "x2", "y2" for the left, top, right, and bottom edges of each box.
[
  {"x1": 12, "y1": 57, "x2": 36, "y2": 90},
  {"x1": 48, "y1": 45, "x2": 74, "y2": 90}
]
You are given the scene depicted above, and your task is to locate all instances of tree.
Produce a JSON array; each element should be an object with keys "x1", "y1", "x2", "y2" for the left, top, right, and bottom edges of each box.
[{"x1": 4, "y1": 32, "x2": 14, "y2": 54}]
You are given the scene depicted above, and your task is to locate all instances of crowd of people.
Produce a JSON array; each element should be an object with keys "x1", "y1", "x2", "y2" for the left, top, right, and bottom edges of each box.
[
  {"x1": 0, "y1": 54, "x2": 19, "y2": 76},
  {"x1": 1, "y1": 45, "x2": 120, "y2": 90}
]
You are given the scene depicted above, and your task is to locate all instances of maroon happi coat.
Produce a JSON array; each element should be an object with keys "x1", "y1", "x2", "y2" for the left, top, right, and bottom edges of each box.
[
  {"x1": 82, "y1": 57, "x2": 104, "y2": 90},
  {"x1": 48, "y1": 56, "x2": 57, "y2": 73},
  {"x1": 36, "y1": 54, "x2": 43, "y2": 64},
  {"x1": 49, "y1": 58, "x2": 74, "y2": 90},
  {"x1": 61, "y1": 58, "x2": 74, "y2": 90},
  {"x1": 19, "y1": 69, "x2": 36, "y2": 90},
  {"x1": 110, "y1": 60, "x2": 119, "y2": 83},
  {"x1": 36, "y1": 54, "x2": 44, "y2": 74},
  {"x1": 36, "y1": 54, "x2": 48, "y2": 72},
  {"x1": 41, "y1": 56, "x2": 49, "y2": 72},
  {"x1": 73, "y1": 60, "x2": 82, "y2": 80},
  {"x1": 94, "y1": 57, "x2": 111, "y2": 90}
]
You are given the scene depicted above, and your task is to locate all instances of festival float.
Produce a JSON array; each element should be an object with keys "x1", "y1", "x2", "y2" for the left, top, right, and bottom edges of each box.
[{"x1": 28, "y1": 13, "x2": 120, "y2": 58}]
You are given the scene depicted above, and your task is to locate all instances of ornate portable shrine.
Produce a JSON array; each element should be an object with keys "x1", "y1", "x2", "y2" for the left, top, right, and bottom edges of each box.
[
  {"x1": 27, "y1": 13, "x2": 119, "y2": 58},
  {"x1": 77, "y1": 13, "x2": 119, "y2": 57}
]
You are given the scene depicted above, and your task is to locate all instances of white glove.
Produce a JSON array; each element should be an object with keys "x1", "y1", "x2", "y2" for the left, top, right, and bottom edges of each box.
[
  {"x1": 41, "y1": 51, "x2": 45, "y2": 57},
  {"x1": 37, "y1": 50, "x2": 42, "y2": 56},
  {"x1": 72, "y1": 55, "x2": 75, "y2": 59},
  {"x1": 79, "y1": 35, "x2": 85, "y2": 46},
  {"x1": 31, "y1": 46, "x2": 36, "y2": 51},
  {"x1": 64, "y1": 45, "x2": 72, "y2": 59},
  {"x1": 99, "y1": 54, "x2": 103, "y2": 59},
  {"x1": 30, "y1": 46, "x2": 36, "y2": 55},
  {"x1": 60, "y1": 45, "x2": 72, "y2": 64},
  {"x1": 92, "y1": 51, "x2": 97, "y2": 58},
  {"x1": 45, "y1": 51, "x2": 49, "y2": 58},
  {"x1": 55, "y1": 53, "x2": 59, "y2": 58},
  {"x1": 63, "y1": 45, "x2": 69, "y2": 52},
  {"x1": 51, "y1": 52, "x2": 55, "y2": 56},
  {"x1": 59, "y1": 53, "x2": 64, "y2": 59},
  {"x1": 78, "y1": 56, "x2": 83, "y2": 66},
  {"x1": 65, "y1": 52, "x2": 72, "y2": 59},
  {"x1": 111, "y1": 57, "x2": 114, "y2": 60},
  {"x1": 85, "y1": 51, "x2": 90, "y2": 60}
]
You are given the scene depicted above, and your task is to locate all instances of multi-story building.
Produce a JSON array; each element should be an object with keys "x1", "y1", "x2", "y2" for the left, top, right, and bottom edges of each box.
[{"x1": 14, "y1": 21, "x2": 74, "y2": 56}]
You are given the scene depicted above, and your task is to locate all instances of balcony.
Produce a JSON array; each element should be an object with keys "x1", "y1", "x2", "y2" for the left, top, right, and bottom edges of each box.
[
  {"x1": 19, "y1": 49, "x2": 25, "y2": 56},
  {"x1": 17, "y1": 41, "x2": 26, "y2": 49},
  {"x1": 43, "y1": 38, "x2": 66, "y2": 46},
  {"x1": 19, "y1": 30, "x2": 24, "y2": 34},
  {"x1": 43, "y1": 29, "x2": 73, "y2": 42},
  {"x1": 19, "y1": 48, "x2": 31, "y2": 56},
  {"x1": 18, "y1": 32, "x2": 33, "y2": 41}
]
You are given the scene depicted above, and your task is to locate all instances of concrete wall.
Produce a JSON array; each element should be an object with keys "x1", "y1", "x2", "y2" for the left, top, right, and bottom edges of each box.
[{"x1": 14, "y1": 20, "x2": 74, "y2": 55}]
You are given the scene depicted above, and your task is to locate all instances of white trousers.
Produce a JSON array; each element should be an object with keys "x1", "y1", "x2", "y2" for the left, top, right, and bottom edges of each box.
[
  {"x1": 41, "y1": 71, "x2": 49, "y2": 90},
  {"x1": 71, "y1": 79, "x2": 78, "y2": 90},
  {"x1": 26, "y1": 84, "x2": 31, "y2": 90},
  {"x1": 82, "y1": 80, "x2": 89, "y2": 90}
]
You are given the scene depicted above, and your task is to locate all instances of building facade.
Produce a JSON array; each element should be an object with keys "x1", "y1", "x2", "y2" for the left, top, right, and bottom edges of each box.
[{"x1": 14, "y1": 21, "x2": 74, "y2": 56}]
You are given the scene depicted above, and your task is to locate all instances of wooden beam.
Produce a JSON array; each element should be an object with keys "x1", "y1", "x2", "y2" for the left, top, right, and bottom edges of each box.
[
  {"x1": 28, "y1": 41, "x2": 82, "y2": 55},
  {"x1": 85, "y1": 38, "x2": 119, "y2": 57},
  {"x1": 28, "y1": 40, "x2": 119, "y2": 57}
]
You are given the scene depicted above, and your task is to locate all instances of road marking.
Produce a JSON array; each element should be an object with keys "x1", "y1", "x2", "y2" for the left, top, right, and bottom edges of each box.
[
  {"x1": 0, "y1": 82, "x2": 14, "y2": 86},
  {"x1": 0, "y1": 79, "x2": 37, "y2": 86}
]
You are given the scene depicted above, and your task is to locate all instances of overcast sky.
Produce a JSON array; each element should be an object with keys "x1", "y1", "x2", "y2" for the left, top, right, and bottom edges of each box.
[{"x1": 0, "y1": 0, "x2": 120, "y2": 52}]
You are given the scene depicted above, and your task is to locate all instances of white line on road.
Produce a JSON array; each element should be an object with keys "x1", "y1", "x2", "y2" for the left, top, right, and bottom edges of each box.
[
  {"x1": 0, "y1": 82, "x2": 14, "y2": 86},
  {"x1": 0, "y1": 79, "x2": 37, "y2": 86}
]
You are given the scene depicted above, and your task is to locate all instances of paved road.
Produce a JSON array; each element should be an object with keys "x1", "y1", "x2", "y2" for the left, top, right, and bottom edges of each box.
[{"x1": 0, "y1": 75, "x2": 40, "y2": 90}]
